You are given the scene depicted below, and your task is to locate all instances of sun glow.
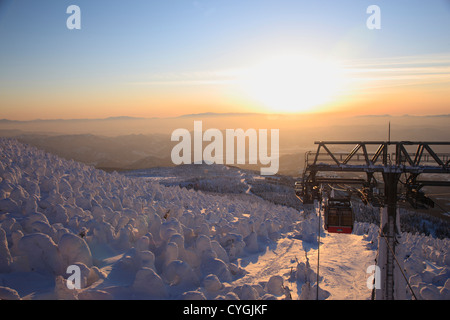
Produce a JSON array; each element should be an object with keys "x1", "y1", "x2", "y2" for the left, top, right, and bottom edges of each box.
[{"x1": 239, "y1": 54, "x2": 346, "y2": 113}]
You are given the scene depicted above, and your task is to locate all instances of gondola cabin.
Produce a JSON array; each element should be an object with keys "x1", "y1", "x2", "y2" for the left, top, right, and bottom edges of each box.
[{"x1": 324, "y1": 197, "x2": 354, "y2": 234}]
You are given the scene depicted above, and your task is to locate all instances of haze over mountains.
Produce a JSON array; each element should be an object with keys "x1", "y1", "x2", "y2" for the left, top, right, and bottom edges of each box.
[{"x1": 1, "y1": 113, "x2": 449, "y2": 175}]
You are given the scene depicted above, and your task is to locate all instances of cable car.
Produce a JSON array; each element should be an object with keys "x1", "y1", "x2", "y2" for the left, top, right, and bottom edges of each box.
[{"x1": 324, "y1": 197, "x2": 354, "y2": 234}]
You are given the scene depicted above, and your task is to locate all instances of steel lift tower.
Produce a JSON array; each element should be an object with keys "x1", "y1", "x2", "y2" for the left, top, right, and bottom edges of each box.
[{"x1": 296, "y1": 141, "x2": 450, "y2": 300}]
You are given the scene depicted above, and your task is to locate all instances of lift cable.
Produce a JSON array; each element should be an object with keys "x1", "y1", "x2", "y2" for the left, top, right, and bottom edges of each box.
[
  {"x1": 327, "y1": 183, "x2": 350, "y2": 192},
  {"x1": 430, "y1": 200, "x2": 450, "y2": 217},
  {"x1": 350, "y1": 196, "x2": 418, "y2": 300},
  {"x1": 316, "y1": 203, "x2": 321, "y2": 300},
  {"x1": 378, "y1": 225, "x2": 418, "y2": 300},
  {"x1": 371, "y1": 234, "x2": 381, "y2": 300}
]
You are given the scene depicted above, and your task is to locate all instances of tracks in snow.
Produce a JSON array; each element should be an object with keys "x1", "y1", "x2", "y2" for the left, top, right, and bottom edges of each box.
[{"x1": 232, "y1": 232, "x2": 376, "y2": 300}]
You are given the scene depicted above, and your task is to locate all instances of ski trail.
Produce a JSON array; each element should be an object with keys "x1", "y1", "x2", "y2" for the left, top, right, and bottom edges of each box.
[
  {"x1": 232, "y1": 232, "x2": 376, "y2": 300},
  {"x1": 234, "y1": 237, "x2": 304, "y2": 299},
  {"x1": 306, "y1": 233, "x2": 377, "y2": 300}
]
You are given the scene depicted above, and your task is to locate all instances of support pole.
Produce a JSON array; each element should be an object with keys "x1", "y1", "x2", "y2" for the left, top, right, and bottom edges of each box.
[
  {"x1": 381, "y1": 172, "x2": 400, "y2": 300},
  {"x1": 316, "y1": 200, "x2": 321, "y2": 300}
]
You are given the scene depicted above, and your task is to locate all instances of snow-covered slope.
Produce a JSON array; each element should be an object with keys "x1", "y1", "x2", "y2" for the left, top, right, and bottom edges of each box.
[{"x1": 0, "y1": 138, "x2": 448, "y2": 300}]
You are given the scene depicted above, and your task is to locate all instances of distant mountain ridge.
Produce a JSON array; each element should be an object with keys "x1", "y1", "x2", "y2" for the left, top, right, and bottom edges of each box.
[
  {"x1": 2, "y1": 112, "x2": 450, "y2": 123},
  {"x1": 1, "y1": 112, "x2": 449, "y2": 175}
]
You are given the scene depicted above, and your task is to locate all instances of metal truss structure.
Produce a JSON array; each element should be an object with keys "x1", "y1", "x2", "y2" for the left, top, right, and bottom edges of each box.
[{"x1": 295, "y1": 141, "x2": 450, "y2": 300}]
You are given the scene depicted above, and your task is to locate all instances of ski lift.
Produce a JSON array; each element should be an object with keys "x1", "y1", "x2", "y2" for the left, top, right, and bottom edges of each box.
[
  {"x1": 324, "y1": 197, "x2": 354, "y2": 234},
  {"x1": 294, "y1": 181, "x2": 303, "y2": 197}
]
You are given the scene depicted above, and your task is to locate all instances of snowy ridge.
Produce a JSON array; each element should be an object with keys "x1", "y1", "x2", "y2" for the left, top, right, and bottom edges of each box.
[{"x1": 0, "y1": 138, "x2": 449, "y2": 300}]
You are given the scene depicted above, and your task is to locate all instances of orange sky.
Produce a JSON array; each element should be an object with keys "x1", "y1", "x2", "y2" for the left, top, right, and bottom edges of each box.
[
  {"x1": 1, "y1": 2, "x2": 449, "y2": 121},
  {"x1": 2, "y1": 52, "x2": 449, "y2": 121}
]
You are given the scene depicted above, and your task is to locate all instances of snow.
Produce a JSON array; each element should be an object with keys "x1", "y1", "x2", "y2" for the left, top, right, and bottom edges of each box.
[
  {"x1": 0, "y1": 138, "x2": 448, "y2": 300},
  {"x1": 17, "y1": 233, "x2": 64, "y2": 275}
]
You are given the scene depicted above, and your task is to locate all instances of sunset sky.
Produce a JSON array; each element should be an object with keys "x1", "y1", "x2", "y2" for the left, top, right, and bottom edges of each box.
[{"x1": 0, "y1": 0, "x2": 449, "y2": 120}]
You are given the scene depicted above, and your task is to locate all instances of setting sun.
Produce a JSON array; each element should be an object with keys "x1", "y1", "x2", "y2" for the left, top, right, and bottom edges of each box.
[{"x1": 238, "y1": 54, "x2": 346, "y2": 113}]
